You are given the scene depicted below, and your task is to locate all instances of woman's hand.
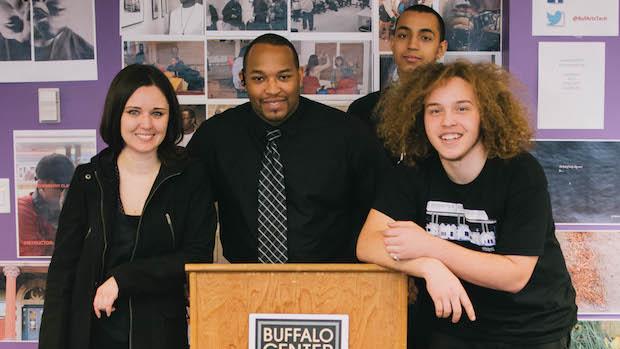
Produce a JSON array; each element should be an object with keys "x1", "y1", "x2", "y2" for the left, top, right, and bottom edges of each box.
[
  {"x1": 419, "y1": 258, "x2": 476, "y2": 323},
  {"x1": 93, "y1": 277, "x2": 119, "y2": 318}
]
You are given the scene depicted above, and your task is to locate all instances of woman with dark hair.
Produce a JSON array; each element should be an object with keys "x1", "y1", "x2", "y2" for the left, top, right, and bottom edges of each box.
[
  {"x1": 302, "y1": 53, "x2": 330, "y2": 94},
  {"x1": 38, "y1": 64, "x2": 216, "y2": 349}
]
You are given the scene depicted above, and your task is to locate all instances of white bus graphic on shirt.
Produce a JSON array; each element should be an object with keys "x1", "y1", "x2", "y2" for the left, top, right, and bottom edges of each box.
[{"x1": 425, "y1": 201, "x2": 497, "y2": 250}]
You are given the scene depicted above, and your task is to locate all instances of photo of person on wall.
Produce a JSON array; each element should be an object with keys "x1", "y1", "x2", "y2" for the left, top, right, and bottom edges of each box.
[
  {"x1": 18, "y1": 154, "x2": 75, "y2": 257},
  {"x1": 0, "y1": 0, "x2": 32, "y2": 61}
]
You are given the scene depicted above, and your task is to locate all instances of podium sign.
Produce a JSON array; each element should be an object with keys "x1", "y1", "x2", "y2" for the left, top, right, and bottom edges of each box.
[{"x1": 249, "y1": 313, "x2": 349, "y2": 349}]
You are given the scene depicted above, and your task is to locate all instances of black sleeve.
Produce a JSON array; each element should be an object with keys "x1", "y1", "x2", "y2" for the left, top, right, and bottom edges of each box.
[
  {"x1": 110, "y1": 164, "x2": 217, "y2": 296},
  {"x1": 186, "y1": 117, "x2": 212, "y2": 167},
  {"x1": 373, "y1": 164, "x2": 420, "y2": 222},
  {"x1": 186, "y1": 117, "x2": 217, "y2": 197},
  {"x1": 347, "y1": 92, "x2": 379, "y2": 134},
  {"x1": 347, "y1": 115, "x2": 391, "y2": 217},
  {"x1": 39, "y1": 165, "x2": 89, "y2": 349},
  {"x1": 494, "y1": 154, "x2": 551, "y2": 256}
]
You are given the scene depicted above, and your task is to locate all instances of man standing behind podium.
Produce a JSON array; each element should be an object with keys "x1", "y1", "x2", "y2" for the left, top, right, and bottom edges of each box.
[
  {"x1": 188, "y1": 33, "x2": 387, "y2": 263},
  {"x1": 348, "y1": 4, "x2": 447, "y2": 163}
]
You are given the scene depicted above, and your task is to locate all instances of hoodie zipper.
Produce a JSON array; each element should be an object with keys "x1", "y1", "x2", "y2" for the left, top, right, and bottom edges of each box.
[
  {"x1": 128, "y1": 172, "x2": 181, "y2": 349},
  {"x1": 165, "y1": 213, "x2": 176, "y2": 248},
  {"x1": 93, "y1": 171, "x2": 108, "y2": 282}
]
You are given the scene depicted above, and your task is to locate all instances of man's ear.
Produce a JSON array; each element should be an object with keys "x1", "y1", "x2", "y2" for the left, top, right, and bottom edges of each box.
[
  {"x1": 239, "y1": 70, "x2": 245, "y2": 86},
  {"x1": 298, "y1": 67, "x2": 304, "y2": 87},
  {"x1": 436, "y1": 40, "x2": 448, "y2": 60}
]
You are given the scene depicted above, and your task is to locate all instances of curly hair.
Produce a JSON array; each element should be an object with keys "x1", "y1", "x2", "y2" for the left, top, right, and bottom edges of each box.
[{"x1": 376, "y1": 61, "x2": 533, "y2": 166}]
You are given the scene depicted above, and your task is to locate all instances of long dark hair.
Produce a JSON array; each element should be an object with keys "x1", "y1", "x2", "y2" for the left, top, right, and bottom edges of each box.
[
  {"x1": 99, "y1": 64, "x2": 184, "y2": 164},
  {"x1": 305, "y1": 54, "x2": 319, "y2": 76}
]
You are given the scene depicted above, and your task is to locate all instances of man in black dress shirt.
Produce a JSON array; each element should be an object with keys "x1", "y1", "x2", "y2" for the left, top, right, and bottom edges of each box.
[
  {"x1": 348, "y1": 5, "x2": 447, "y2": 163},
  {"x1": 187, "y1": 33, "x2": 387, "y2": 263}
]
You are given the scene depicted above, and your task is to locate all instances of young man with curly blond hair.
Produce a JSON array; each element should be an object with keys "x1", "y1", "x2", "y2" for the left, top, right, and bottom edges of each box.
[{"x1": 357, "y1": 61, "x2": 577, "y2": 349}]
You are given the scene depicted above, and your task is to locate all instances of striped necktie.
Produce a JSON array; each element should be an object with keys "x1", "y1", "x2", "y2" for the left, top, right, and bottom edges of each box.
[{"x1": 257, "y1": 129, "x2": 288, "y2": 263}]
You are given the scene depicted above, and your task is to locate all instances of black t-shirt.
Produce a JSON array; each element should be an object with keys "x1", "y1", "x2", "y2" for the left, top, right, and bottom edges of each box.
[
  {"x1": 187, "y1": 97, "x2": 389, "y2": 262},
  {"x1": 94, "y1": 210, "x2": 137, "y2": 344},
  {"x1": 375, "y1": 152, "x2": 577, "y2": 344}
]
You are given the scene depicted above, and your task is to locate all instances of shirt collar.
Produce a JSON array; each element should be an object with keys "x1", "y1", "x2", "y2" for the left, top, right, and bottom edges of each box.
[{"x1": 247, "y1": 97, "x2": 308, "y2": 142}]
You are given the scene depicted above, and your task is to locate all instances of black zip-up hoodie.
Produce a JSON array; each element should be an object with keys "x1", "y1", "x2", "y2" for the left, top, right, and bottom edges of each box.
[{"x1": 39, "y1": 147, "x2": 216, "y2": 349}]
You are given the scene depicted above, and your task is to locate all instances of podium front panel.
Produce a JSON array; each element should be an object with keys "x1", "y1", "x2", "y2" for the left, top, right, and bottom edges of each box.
[{"x1": 187, "y1": 264, "x2": 408, "y2": 349}]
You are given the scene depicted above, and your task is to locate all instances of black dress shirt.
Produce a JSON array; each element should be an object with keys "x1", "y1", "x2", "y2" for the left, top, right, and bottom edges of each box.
[
  {"x1": 348, "y1": 90, "x2": 402, "y2": 165},
  {"x1": 187, "y1": 97, "x2": 388, "y2": 262},
  {"x1": 347, "y1": 90, "x2": 381, "y2": 133}
]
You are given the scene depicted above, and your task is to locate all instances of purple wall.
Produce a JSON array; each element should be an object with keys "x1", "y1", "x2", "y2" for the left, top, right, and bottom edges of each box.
[
  {"x1": 0, "y1": 0, "x2": 618, "y2": 346},
  {"x1": 507, "y1": 0, "x2": 619, "y2": 322},
  {"x1": 0, "y1": 0, "x2": 119, "y2": 346},
  {"x1": 0, "y1": 0, "x2": 119, "y2": 261},
  {"x1": 509, "y1": 2, "x2": 620, "y2": 139}
]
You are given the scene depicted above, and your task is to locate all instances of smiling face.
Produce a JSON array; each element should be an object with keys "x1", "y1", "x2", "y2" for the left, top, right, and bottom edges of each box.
[
  {"x1": 423, "y1": 77, "x2": 486, "y2": 169},
  {"x1": 391, "y1": 10, "x2": 447, "y2": 74},
  {"x1": 120, "y1": 85, "x2": 170, "y2": 157},
  {"x1": 243, "y1": 43, "x2": 302, "y2": 125},
  {"x1": 0, "y1": 0, "x2": 30, "y2": 41}
]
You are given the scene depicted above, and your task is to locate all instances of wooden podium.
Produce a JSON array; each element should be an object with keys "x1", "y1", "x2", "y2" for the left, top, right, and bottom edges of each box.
[{"x1": 186, "y1": 264, "x2": 408, "y2": 348}]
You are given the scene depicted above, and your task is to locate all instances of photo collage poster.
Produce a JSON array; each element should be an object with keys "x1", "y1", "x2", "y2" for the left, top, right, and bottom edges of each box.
[{"x1": 0, "y1": 0, "x2": 98, "y2": 82}]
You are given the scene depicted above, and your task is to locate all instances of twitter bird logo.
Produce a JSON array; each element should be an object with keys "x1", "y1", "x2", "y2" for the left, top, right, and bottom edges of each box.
[{"x1": 547, "y1": 11, "x2": 564, "y2": 26}]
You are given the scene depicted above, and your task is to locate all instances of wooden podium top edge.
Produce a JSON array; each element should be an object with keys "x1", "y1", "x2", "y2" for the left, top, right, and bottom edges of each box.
[{"x1": 185, "y1": 263, "x2": 396, "y2": 273}]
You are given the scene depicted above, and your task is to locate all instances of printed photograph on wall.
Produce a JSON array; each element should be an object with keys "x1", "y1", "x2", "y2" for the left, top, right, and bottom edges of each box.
[
  {"x1": 442, "y1": 51, "x2": 501, "y2": 65},
  {"x1": 121, "y1": 0, "x2": 205, "y2": 35},
  {"x1": 570, "y1": 321, "x2": 620, "y2": 348},
  {"x1": 207, "y1": 103, "x2": 239, "y2": 117},
  {"x1": 121, "y1": 0, "x2": 145, "y2": 27},
  {"x1": 378, "y1": 0, "x2": 434, "y2": 53},
  {"x1": 0, "y1": 0, "x2": 32, "y2": 61},
  {"x1": 531, "y1": 141, "x2": 620, "y2": 225},
  {"x1": 13, "y1": 130, "x2": 97, "y2": 258},
  {"x1": 438, "y1": 0, "x2": 501, "y2": 52},
  {"x1": 206, "y1": 39, "x2": 252, "y2": 98},
  {"x1": 0, "y1": 0, "x2": 98, "y2": 82},
  {"x1": 557, "y1": 231, "x2": 620, "y2": 315},
  {"x1": 161, "y1": 0, "x2": 168, "y2": 17},
  {"x1": 123, "y1": 40, "x2": 206, "y2": 96},
  {"x1": 152, "y1": 0, "x2": 160, "y2": 19},
  {"x1": 178, "y1": 104, "x2": 206, "y2": 147},
  {"x1": 379, "y1": 54, "x2": 396, "y2": 90},
  {"x1": 206, "y1": 39, "x2": 371, "y2": 98},
  {"x1": 31, "y1": 0, "x2": 96, "y2": 61},
  {"x1": 206, "y1": 0, "x2": 287, "y2": 31},
  {"x1": 168, "y1": 0, "x2": 205, "y2": 34},
  {"x1": 290, "y1": 0, "x2": 372, "y2": 33},
  {"x1": 296, "y1": 40, "x2": 371, "y2": 96},
  {"x1": 0, "y1": 262, "x2": 49, "y2": 342}
]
